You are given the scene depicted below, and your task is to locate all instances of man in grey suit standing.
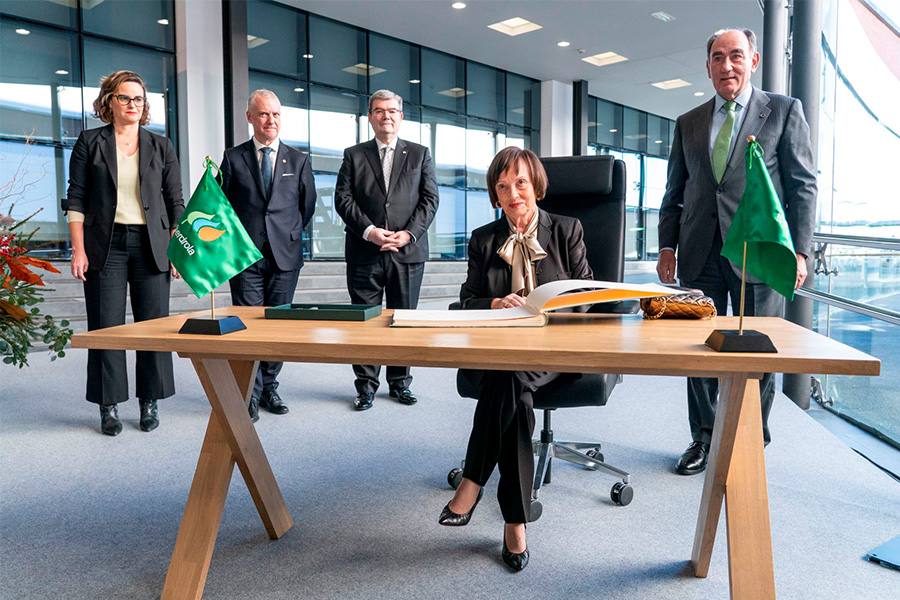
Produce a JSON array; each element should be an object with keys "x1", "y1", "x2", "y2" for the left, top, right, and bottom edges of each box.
[
  {"x1": 221, "y1": 90, "x2": 316, "y2": 421},
  {"x1": 657, "y1": 28, "x2": 817, "y2": 474},
  {"x1": 335, "y1": 89, "x2": 439, "y2": 411}
]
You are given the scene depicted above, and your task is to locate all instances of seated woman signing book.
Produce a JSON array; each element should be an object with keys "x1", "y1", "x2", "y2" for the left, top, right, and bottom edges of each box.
[{"x1": 436, "y1": 147, "x2": 591, "y2": 571}]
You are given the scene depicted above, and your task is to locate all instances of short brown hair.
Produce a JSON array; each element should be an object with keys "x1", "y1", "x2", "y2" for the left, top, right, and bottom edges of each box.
[
  {"x1": 92, "y1": 70, "x2": 151, "y2": 126},
  {"x1": 486, "y1": 147, "x2": 547, "y2": 208}
]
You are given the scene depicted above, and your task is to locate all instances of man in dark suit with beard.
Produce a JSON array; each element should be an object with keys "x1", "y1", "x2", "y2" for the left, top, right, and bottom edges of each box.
[
  {"x1": 221, "y1": 89, "x2": 316, "y2": 421},
  {"x1": 335, "y1": 89, "x2": 439, "y2": 411},
  {"x1": 657, "y1": 28, "x2": 817, "y2": 475}
]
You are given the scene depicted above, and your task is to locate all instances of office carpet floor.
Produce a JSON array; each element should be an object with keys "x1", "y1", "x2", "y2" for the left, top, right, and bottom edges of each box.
[{"x1": 1, "y1": 348, "x2": 898, "y2": 600}]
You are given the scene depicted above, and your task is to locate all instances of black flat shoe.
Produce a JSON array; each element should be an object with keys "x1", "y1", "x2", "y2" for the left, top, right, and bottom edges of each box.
[
  {"x1": 99, "y1": 404, "x2": 122, "y2": 437},
  {"x1": 260, "y1": 389, "x2": 289, "y2": 415},
  {"x1": 354, "y1": 391, "x2": 374, "y2": 411},
  {"x1": 248, "y1": 397, "x2": 260, "y2": 423},
  {"x1": 438, "y1": 487, "x2": 484, "y2": 526},
  {"x1": 389, "y1": 387, "x2": 417, "y2": 405},
  {"x1": 139, "y1": 399, "x2": 159, "y2": 432},
  {"x1": 502, "y1": 529, "x2": 529, "y2": 572},
  {"x1": 675, "y1": 441, "x2": 710, "y2": 475}
]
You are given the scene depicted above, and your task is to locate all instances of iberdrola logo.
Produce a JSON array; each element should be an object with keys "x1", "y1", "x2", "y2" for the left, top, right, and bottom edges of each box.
[{"x1": 186, "y1": 211, "x2": 226, "y2": 242}]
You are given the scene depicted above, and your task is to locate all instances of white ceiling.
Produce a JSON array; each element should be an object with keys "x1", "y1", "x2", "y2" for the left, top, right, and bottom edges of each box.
[{"x1": 284, "y1": 0, "x2": 764, "y2": 119}]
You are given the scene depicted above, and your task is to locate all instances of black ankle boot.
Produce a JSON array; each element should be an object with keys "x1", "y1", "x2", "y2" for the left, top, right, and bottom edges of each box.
[
  {"x1": 99, "y1": 404, "x2": 122, "y2": 436},
  {"x1": 139, "y1": 399, "x2": 159, "y2": 432}
]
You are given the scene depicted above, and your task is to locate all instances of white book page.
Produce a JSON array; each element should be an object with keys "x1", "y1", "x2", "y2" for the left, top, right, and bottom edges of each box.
[{"x1": 392, "y1": 306, "x2": 535, "y2": 322}]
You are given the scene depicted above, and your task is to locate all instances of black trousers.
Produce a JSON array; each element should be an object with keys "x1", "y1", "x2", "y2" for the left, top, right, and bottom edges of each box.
[
  {"x1": 83, "y1": 224, "x2": 174, "y2": 405},
  {"x1": 463, "y1": 370, "x2": 561, "y2": 524},
  {"x1": 346, "y1": 254, "x2": 424, "y2": 394},
  {"x1": 681, "y1": 230, "x2": 784, "y2": 445},
  {"x1": 229, "y1": 243, "x2": 300, "y2": 400}
]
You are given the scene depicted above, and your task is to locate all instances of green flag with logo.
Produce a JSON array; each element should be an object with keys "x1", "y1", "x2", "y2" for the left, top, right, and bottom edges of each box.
[
  {"x1": 167, "y1": 159, "x2": 262, "y2": 298},
  {"x1": 721, "y1": 139, "x2": 797, "y2": 300}
]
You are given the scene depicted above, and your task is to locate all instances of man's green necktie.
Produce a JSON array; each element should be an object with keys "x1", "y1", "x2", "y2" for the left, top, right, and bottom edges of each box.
[{"x1": 713, "y1": 101, "x2": 737, "y2": 182}]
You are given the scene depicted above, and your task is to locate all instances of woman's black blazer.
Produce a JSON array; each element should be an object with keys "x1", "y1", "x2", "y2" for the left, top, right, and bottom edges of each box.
[
  {"x1": 63, "y1": 124, "x2": 184, "y2": 272},
  {"x1": 460, "y1": 208, "x2": 593, "y2": 309}
]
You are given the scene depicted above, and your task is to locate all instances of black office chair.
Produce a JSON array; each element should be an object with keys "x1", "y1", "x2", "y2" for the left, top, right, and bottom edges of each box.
[{"x1": 448, "y1": 154, "x2": 634, "y2": 521}]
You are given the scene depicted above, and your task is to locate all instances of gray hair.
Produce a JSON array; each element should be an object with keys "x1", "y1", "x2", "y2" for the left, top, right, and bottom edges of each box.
[
  {"x1": 706, "y1": 28, "x2": 758, "y2": 58},
  {"x1": 247, "y1": 89, "x2": 280, "y2": 112},
  {"x1": 368, "y1": 89, "x2": 403, "y2": 113}
]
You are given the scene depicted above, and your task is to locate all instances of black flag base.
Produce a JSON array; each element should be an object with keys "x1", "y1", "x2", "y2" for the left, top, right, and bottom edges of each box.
[
  {"x1": 178, "y1": 316, "x2": 246, "y2": 335},
  {"x1": 705, "y1": 329, "x2": 777, "y2": 353}
]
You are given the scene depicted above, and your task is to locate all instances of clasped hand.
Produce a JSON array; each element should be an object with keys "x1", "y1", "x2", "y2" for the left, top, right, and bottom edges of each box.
[
  {"x1": 368, "y1": 227, "x2": 411, "y2": 252},
  {"x1": 491, "y1": 293, "x2": 526, "y2": 310}
]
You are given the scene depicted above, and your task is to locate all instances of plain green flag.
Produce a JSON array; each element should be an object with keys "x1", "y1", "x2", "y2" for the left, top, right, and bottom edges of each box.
[
  {"x1": 721, "y1": 139, "x2": 797, "y2": 300},
  {"x1": 167, "y1": 159, "x2": 262, "y2": 298}
]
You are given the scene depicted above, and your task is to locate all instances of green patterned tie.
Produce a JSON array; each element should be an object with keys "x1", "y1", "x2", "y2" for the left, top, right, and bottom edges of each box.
[{"x1": 713, "y1": 101, "x2": 737, "y2": 182}]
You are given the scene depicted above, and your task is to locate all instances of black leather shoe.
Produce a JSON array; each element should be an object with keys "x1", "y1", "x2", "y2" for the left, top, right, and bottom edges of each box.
[
  {"x1": 259, "y1": 389, "x2": 289, "y2": 415},
  {"x1": 248, "y1": 397, "x2": 260, "y2": 423},
  {"x1": 99, "y1": 404, "x2": 122, "y2": 437},
  {"x1": 502, "y1": 528, "x2": 529, "y2": 572},
  {"x1": 139, "y1": 399, "x2": 159, "y2": 432},
  {"x1": 438, "y1": 487, "x2": 484, "y2": 526},
  {"x1": 389, "y1": 387, "x2": 417, "y2": 405},
  {"x1": 354, "y1": 391, "x2": 374, "y2": 411},
  {"x1": 675, "y1": 441, "x2": 710, "y2": 475}
]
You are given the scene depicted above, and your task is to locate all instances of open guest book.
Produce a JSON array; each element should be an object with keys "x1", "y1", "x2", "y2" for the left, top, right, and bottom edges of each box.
[{"x1": 391, "y1": 279, "x2": 678, "y2": 327}]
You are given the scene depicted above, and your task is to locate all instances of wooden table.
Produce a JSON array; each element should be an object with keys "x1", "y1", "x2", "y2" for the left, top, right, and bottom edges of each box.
[{"x1": 72, "y1": 309, "x2": 880, "y2": 600}]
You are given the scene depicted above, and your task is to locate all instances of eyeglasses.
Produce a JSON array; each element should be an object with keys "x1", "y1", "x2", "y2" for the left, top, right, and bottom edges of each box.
[
  {"x1": 370, "y1": 108, "x2": 400, "y2": 117},
  {"x1": 113, "y1": 94, "x2": 146, "y2": 107}
]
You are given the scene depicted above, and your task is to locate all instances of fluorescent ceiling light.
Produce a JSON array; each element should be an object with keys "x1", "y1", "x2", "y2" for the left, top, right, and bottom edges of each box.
[
  {"x1": 438, "y1": 87, "x2": 472, "y2": 98},
  {"x1": 451, "y1": 2, "x2": 466, "y2": 9},
  {"x1": 650, "y1": 11, "x2": 676, "y2": 23},
  {"x1": 303, "y1": 54, "x2": 314, "y2": 59},
  {"x1": 157, "y1": 19, "x2": 169, "y2": 25},
  {"x1": 247, "y1": 35, "x2": 269, "y2": 49},
  {"x1": 488, "y1": 17, "x2": 542, "y2": 37},
  {"x1": 609, "y1": 129, "x2": 618, "y2": 133},
  {"x1": 694, "y1": 91, "x2": 705, "y2": 96},
  {"x1": 654, "y1": 140, "x2": 663, "y2": 144},
  {"x1": 581, "y1": 52, "x2": 628, "y2": 67},
  {"x1": 651, "y1": 78, "x2": 691, "y2": 90},
  {"x1": 557, "y1": 41, "x2": 570, "y2": 47},
  {"x1": 343, "y1": 63, "x2": 386, "y2": 76},
  {"x1": 15, "y1": 28, "x2": 30, "y2": 35},
  {"x1": 293, "y1": 87, "x2": 304, "y2": 93},
  {"x1": 409, "y1": 79, "x2": 421, "y2": 84},
  {"x1": 55, "y1": 69, "x2": 69, "y2": 75}
]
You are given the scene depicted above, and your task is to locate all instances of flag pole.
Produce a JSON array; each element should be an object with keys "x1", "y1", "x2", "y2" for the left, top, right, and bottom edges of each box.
[
  {"x1": 738, "y1": 241, "x2": 747, "y2": 335},
  {"x1": 210, "y1": 289, "x2": 216, "y2": 320}
]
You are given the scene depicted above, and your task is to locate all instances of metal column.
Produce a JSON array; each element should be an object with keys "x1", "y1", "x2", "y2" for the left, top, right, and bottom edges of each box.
[
  {"x1": 762, "y1": 0, "x2": 788, "y2": 94},
  {"x1": 223, "y1": 0, "x2": 250, "y2": 150}
]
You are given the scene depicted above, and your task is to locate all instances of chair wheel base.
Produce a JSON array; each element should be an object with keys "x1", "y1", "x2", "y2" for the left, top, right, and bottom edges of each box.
[
  {"x1": 448, "y1": 468, "x2": 463, "y2": 490},
  {"x1": 611, "y1": 482, "x2": 633, "y2": 506}
]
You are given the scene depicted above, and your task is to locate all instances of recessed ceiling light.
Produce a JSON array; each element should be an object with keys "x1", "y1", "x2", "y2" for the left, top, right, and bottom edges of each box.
[
  {"x1": 438, "y1": 87, "x2": 472, "y2": 98},
  {"x1": 451, "y1": 2, "x2": 466, "y2": 9},
  {"x1": 409, "y1": 79, "x2": 421, "y2": 84},
  {"x1": 655, "y1": 140, "x2": 663, "y2": 144},
  {"x1": 582, "y1": 52, "x2": 628, "y2": 67},
  {"x1": 342, "y1": 63, "x2": 386, "y2": 76},
  {"x1": 247, "y1": 34, "x2": 269, "y2": 49},
  {"x1": 651, "y1": 78, "x2": 691, "y2": 90},
  {"x1": 557, "y1": 41, "x2": 570, "y2": 47},
  {"x1": 609, "y1": 129, "x2": 618, "y2": 133},
  {"x1": 157, "y1": 19, "x2": 169, "y2": 25},
  {"x1": 55, "y1": 69, "x2": 69, "y2": 75},
  {"x1": 15, "y1": 28, "x2": 30, "y2": 35},
  {"x1": 488, "y1": 17, "x2": 542, "y2": 37},
  {"x1": 650, "y1": 11, "x2": 676, "y2": 23},
  {"x1": 694, "y1": 91, "x2": 705, "y2": 97},
  {"x1": 302, "y1": 54, "x2": 314, "y2": 59},
  {"x1": 293, "y1": 87, "x2": 304, "y2": 93}
]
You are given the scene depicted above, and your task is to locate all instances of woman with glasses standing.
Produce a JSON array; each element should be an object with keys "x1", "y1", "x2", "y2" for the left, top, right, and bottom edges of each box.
[{"x1": 63, "y1": 70, "x2": 184, "y2": 436}]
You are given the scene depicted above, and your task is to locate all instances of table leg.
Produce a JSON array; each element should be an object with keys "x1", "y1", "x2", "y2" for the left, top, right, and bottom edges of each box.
[
  {"x1": 691, "y1": 373, "x2": 775, "y2": 599},
  {"x1": 160, "y1": 359, "x2": 292, "y2": 600}
]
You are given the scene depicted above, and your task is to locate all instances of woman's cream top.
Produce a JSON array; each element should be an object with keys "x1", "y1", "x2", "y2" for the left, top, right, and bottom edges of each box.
[{"x1": 67, "y1": 148, "x2": 146, "y2": 225}]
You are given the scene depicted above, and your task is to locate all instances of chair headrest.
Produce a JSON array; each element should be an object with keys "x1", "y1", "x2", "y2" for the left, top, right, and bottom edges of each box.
[{"x1": 540, "y1": 155, "x2": 615, "y2": 196}]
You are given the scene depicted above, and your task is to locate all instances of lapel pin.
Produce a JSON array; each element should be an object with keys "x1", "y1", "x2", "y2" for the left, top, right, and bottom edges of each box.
[
  {"x1": 760, "y1": 113, "x2": 766, "y2": 118},
  {"x1": 282, "y1": 158, "x2": 287, "y2": 163},
  {"x1": 402, "y1": 150, "x2": 407, "y2": 154}
]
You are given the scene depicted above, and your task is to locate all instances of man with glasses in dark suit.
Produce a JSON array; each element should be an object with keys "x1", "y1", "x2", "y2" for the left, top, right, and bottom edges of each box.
[{"x1": 335, "y1": 89, "x2": 440, "y2": 411}]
